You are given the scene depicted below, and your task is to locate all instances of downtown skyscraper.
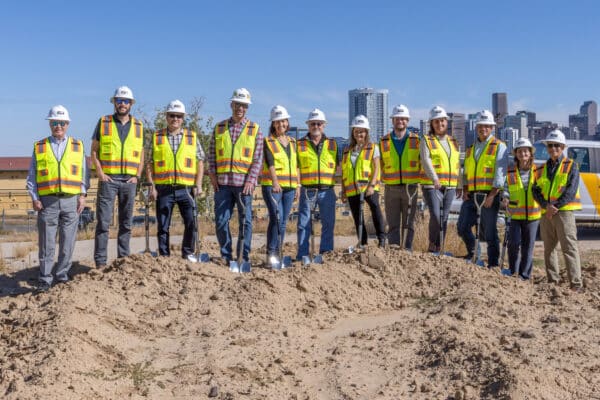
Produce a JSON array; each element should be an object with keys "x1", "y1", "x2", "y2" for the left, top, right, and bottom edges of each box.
[{"x1": 348, "y1": 88, "x2": 388, "y2": 140}]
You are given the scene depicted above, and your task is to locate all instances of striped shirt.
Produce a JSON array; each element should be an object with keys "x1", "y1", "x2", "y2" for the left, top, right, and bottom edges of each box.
[{"x1": 207, "y1": 117, "x2": 264, "y2": 187}]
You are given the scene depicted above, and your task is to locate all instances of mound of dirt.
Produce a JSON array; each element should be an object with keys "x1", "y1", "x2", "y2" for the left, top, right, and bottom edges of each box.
[{"x1": 1, "y1": 247, "x2": 599, "y2": 399}]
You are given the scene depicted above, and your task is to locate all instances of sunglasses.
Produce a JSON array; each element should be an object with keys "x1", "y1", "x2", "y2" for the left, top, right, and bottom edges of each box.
[
  {"x1": 167, "y1": 114, "x2": 184, "y2": 119},
  {"x1": 546, "y1": 143, "x2": 562, "y2": 149},
  {"x1": 51, "y1": 121, "x2": 68, "y2": 127},
  {"x1": 309, "y1": 122, "x2": 324, "y2": 127},
  {"x1": 115, "y1": 98, "x2": 132, "y2": 105}
]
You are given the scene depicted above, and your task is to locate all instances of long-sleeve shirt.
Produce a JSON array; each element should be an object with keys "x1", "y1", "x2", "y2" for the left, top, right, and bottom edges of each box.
[
  {"x1": 463, "y1": 134, "x2": 508, "y2": 190},
  {"x1": 26, "y1": 135, "x2": 89, "y2": 201},
  {"x1": 151, "y1": 129, "x2": 206, "y2": 161},
  {"x1": 207, "y1": 117, "x2": 264, "y2": 187},
  {"x1": 532, "y1": 154, "x2": 580, "y2": 209},
  {"x1": 419, "y1": 134, "x2": 452, "y2": 188}
]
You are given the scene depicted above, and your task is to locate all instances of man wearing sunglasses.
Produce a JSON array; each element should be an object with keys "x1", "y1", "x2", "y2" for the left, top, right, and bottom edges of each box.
[
  {"x1": 296, "y1": 108, "x2": 339, "y2": 260},
  {"x1": 90, "y1": 86, "x2": 144, "y2": 268},
  {"x1": 26, "y1": 105, "x2": 88, "y2": 292},
  {"x1": 145, "y1": 100, "x2": 205, "y2": 259},
  {"x1": 207, "y1": 88, "x2": 263, "y2": 264},
  {"x1": 532, "y1": 130, "x2": 583, "y2": 292}
]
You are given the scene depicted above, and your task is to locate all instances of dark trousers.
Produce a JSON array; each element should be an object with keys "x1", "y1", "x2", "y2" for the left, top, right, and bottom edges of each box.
[
  {"x1": 347, "y1": 191, "x2": 386, "y2": 245},
  {"x1": 457, "y1": 192, "x2": 500, "y2": 266},
  {"x1": 155, "y1": 186, "x2": 195, "y2": 257},
  {"x1": 508, "y1": 219, "x2": 539, "y2": 280}
]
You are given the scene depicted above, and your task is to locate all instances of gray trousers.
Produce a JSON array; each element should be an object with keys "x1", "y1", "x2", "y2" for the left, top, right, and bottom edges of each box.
[
  {"x1": 94, "y1": 180, "x2": 136, "y2": 266},
  {"x1": 384, "y1": 184, "x2": 418, "y2": 249},
  {"x1": 423, "y1": 187, "x2": 456, "y2": 251},
  {"x1": 37, "y1": 195, "x2": 79, "y2": 284}
]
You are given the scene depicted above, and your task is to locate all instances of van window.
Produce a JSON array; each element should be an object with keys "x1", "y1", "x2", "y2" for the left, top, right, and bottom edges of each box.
[
  {"x1": 567, "y1": 147, "x2": 590, "y2": 173},
  {"x1": 533, "y1": 142, "x2": 548, "y2": 161}
]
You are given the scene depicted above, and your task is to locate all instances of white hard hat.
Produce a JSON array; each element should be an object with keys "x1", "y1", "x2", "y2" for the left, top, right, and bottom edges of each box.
[
  {"x1": 230, "y1": 88, "x2": 252, "y2": 105},
  {"x1": 110, "y1": 86, "x2": 135, "y2": 104},
  {"x1": 543, "y1": 130, "x2": 567, "y2": 145},
  {"x1": 429, "y1": 106, "x2": 448, "y2": 120},
  {"x1": 166, "y1": 99, "x2": 186, "y2": 114},
  {"x1": 475, "y1": 110, "x2": 496, "y2": 126},
  {"x1": 270, "y1": 105, "x2": 291, "y2": 122},
  {"x1": 46, "y1": 105, "x2": 70, "y2": 121},
  {"x1": 513, "y1": 137, "x2": 534, "y2": 154},
  {"x1": 350, "y1": 115, "x2": 370, "y2": 130},
  {"x1": 306, "y1": 108, "x2": 327, "y2": 124},
  {"x1": 391, "y1": 104, "x2": 410, "y2": 119}
]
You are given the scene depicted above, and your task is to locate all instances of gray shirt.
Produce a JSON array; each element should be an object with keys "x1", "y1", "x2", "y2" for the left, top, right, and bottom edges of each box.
[
  {"x1": 463, "y1": 134, "x2": 508, "y2": 190},
  {"x1": 26, "y1": 136, "x2": 89, "y2": 201}
]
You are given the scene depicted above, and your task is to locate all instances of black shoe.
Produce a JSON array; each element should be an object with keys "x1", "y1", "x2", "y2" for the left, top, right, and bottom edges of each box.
[
  {"x1": 35, "y1": 282, "x2": 52, "y2": 293},
  {"x1": 56, "y1": 277, "x2": 70, "y2": 285}
]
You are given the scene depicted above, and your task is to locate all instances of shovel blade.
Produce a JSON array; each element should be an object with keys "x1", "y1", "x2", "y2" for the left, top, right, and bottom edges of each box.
[
  {"x1": 268, "y1": 255, "x2": 282, "y2": 270},
  {"x1": 282, "y1": 256, "x2": 292, "y2": 268},
  {"x1": 199, "y1": 253, "x2": 210, "y2": 263},
  {"x1": 229, "y1": 261, "x2": 240, "y2": 273},
  {"x1": 301, "y1": 255, "x2": 311, "y2": 267},
  {"x1": 312, "y1": 254, "x2": 323, "y2": 264},
  {"x1": 345, "y1": 246, "x2": 355, "y2": 254},
  {"x1": 240, "y1": 262, "x2": 252, "y2": 273}
]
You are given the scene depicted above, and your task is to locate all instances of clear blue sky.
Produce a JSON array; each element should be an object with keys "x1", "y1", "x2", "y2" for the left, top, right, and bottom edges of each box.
[{"x1": 1, "y1": 0, "x2": 598, "y2": 156}]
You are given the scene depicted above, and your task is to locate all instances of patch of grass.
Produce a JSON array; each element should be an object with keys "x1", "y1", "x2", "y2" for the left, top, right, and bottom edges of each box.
[
  {"x1": 412, "y1": 295, "x2": 438, "y2": 309},
  {"x1": 14, "y1": 244, "x2": 35, "y2": 259}
]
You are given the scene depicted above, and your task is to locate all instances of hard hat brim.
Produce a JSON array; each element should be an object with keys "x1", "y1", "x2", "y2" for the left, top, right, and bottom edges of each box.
[
  {"x1": 230, "y1": 98, "x2": 252, "y2": 105},
  {"x1": 475, "y1": 121, "x2": 496, "y2": 126},
  {"x1": 270, "y1": 116, "x2": 290, "y2": 122},
  {"x1": 430, "y1": 116, "x2": 448, "y2": 121},
  {"x1": 46, "y1": 116, "x2": 70, "y2": 122},
  {"x1": 390, "y1": 114, "x2": 410, "y2": 119}
]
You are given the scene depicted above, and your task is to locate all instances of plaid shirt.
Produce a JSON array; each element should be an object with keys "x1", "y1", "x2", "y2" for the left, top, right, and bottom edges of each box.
[
  {"x1": 152, "y1": 129, "x2": 206, "y2": 161},
  {"x1": 207, "y1": 117, "x2": 264, "y2": 187}
]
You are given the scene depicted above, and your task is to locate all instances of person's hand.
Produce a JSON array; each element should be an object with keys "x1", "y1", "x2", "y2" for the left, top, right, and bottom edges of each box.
[
  {"x1": 272, "y1": 182, "x2": 282, "y2": 193},
  {"x1": 150, "y1": 188, "x2": 158, "y2": 201},
  {"x1": 126, "y1": 176, "x2": 138, "y2": 184},
  {"x1": 341, "y1": 194, "x2": 347, "y2": 203},
  {"x1": 210, "y1": 175, "x2": 219, "y2": 192},
  {"x1": 483, "y1": 194, "x2": 495, "y2": 208},
  {"x1": 462, "y1": 190, "x2": 470, "y2": 201},
  {"x1": 546, "y1": 204, "x2": 558, "y2": 219},
  {"x1": 99, "y1": 172, "x2": 114, "y2": 182},
  {"x1": 242, "y1": 182, "x2": 254, "y2": 195},
  {"x1": 294, "y1": 186, "x2": 301, "y2": 201},
  {"x1": 433, "y1": 179, "x2": 441, "y2": 190},
  {"x1": 456, "y1": 188, "x2": 463, "y2": 199},
  {"x1": 32, "y1": 200, "x2": 43, "y2": 211},
  {"x1": 193, "y1": 185, "x2": 203, "y2": 197},
  {"x1": 77, "y1": 196, "x2": 86, "y2": 214},
  {"x1": 501, "y1": 197, "x2": 509, "y2": 209},
  {"x1": 366, "y1": 186, "x2": 375, "y2": 197}
]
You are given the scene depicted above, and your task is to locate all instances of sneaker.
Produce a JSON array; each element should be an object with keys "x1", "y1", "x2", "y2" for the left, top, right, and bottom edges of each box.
[
  {"x1": 35, "y1": 281, "x2": 51, "y2": 293},
  {"x1": 500, "y1": 268, "x2": 513, "y2": 277},
  {"x1": 56, "y1": 276, "x2": 70, "y2": 284}
]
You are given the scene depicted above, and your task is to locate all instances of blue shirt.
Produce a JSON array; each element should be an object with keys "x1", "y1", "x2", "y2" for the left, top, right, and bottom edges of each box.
[{"x1": 390, "y1": 130, "x2": 408, "y2": 160}]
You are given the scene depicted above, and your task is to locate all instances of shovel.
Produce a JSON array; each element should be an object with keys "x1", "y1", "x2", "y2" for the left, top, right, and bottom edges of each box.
[
  {"x1": 268, "y1": 193, "x2": 292, "y2": 270},
  {"x1": 346, "y1": 191, "x2": 365, "y2": 254},
  {"x1": 140, "y1": 182, "x2": 157, "y2": 257},
  {"x1": 470, "y1": 192, "x2": 486, "y2": 267},
  {"x1": 302, "y1": 189, "x2": 323, "y2": 266},
  {"x1": 499, "y1": 199, "x2": 512, "y2": 276},
  {"x1": 187, "y1": 190, "x2": 210, "y2": 263},
  {"x1": 434, "y1": 187, "x2": 453, "y2": 256},
  {"x1": 401, "y1": 184, "x2": 418, "y2": 251},
  {"x1": 229, "y1": 192, "x2": 252, "y2": 273}
]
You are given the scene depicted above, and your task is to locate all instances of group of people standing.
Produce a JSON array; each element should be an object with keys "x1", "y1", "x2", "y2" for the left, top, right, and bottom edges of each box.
[{"x1": 26, "y1": 86, "x2": 583, "y2": 293}]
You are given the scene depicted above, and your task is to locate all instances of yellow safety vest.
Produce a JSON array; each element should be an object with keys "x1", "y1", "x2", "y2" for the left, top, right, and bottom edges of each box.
[
  {"x1": 379, "y1": 132, "x2": 420, "y2": 185},
  {"x1": 260, "y1": 136, "x2": 298, "y2": 188},
  {"x1": 214, "y1": 120, "x2": 258, "y2": 175},
  {"x1": 35, "y1": 137, "x2": 84, "y2": 196},
  {"x1": 506, "y1": 166, "x2": 541, "y2": 221},
  {"x1": 537, "y1": 157, "x2": 582, "y2": 212},
  {"x1": 420, "y1": 135, "x2": 460, "y2": 187},
  {"x1": 297, "y1": 137, "x2": 337, "y2": 186},
  {"x1": 464, "y1": 136, "x2": 503, "y2": 192},
  {"x1": 152, "y1": 129, "x2": 198, "y2": 186},
  {"x1": 341, "y1": 143, "x2": 380, "y2": 197},
  {"x1": 98, "y1": 115, "x2": 144, "y2": 175}
]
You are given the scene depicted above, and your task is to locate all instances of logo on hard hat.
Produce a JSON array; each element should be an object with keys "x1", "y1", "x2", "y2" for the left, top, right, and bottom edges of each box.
[
  {"x1": 57, "y1": 111, "x2": 64, "y2": 115},
  {"x1": 275, "y1": 111, "x2": 282, "y2": 116}
]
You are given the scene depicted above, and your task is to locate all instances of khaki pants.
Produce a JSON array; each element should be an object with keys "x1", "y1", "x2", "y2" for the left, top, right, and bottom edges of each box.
[{"x1": 540, "y1": 211, "x2": 582, "y2": 288}]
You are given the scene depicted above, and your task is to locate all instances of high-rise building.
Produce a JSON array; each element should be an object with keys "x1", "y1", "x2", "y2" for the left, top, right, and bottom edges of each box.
[
  {"x1": 516, "y1": 110, "x2": 536, "y2": 128},
  {"x1": 447, "y1": 113, "x2": 466, "y2": 151},
  {"x1": 568, "y1": 113, "x2": 587, "y2": 140},
  {"x1": 348, "y1": 88, "x2": 388, "y2": 140},
  {"x1": 504, "y1": 114, "x2": 528, "y2": 138},
  {"x1": 492, "y1": 92, "x2": 508, "y2": 129},
  {"x1": 419, "y1": 119, "x2": 430, "y2": 137},
  {"x1": 465, "y1": 114, "x2": 478, "y2": 149},
  {"x1": 580, "y1": 101, "x2": 598, "y2": 138},
  {"x1": 499, "y1": 127, "x2": 519, "y2": 154}
]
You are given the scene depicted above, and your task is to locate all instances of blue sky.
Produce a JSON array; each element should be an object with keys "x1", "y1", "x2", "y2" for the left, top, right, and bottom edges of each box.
[{"x1": 1, "y1": 0, "x2": 598, "y2": 156}]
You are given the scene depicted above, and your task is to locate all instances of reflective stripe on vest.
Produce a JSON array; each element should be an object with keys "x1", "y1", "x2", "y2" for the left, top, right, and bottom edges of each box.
[
  {"x1": 379, "y1": 133, "x2": 420, "y2": 185},
  {"x1": 297, "y1": 138, "x2": 337, "y2": 186},
  {"x1": 506, "y1": 166, "x2": 541, "y2": 220},
  {"x1": 464, "y1": 136, "x2": 502, "y2": 191},
  {"x1": 214, "y1": 120, "x2": 258, "y2": 174},
  {"x1": 152, "y1": 129, "x2": 197, "y2": 185},
  {"x1": 35, "y1": 137, "x2": 84, "y2": 196},
  {"x1": 98, "y1": 115, "x2": 143, "y2": 175},
  {"x1": 341, "y1": 143, "x2": 380, "y2": 197},
  {"x1": 537, "y1": 158, "x2": 582, "y2": 212},
  {"x1": 420, "y1": 135, "x2": 460, "y2": 187},
  {"x1": 260, "y1": 136, "x2": 298, "y2": 188}
]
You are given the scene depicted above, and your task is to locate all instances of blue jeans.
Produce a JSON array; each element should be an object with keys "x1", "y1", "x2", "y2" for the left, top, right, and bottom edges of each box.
[
  {"x1": 214, "y1": 185, "x2": 253, "y2": 262},
  {"x1": 296, "y1": 187, "x2": 336, "y2": 259},
  {"x1": 155, "y1": 186, "x2": 195, "y2": 257},
  {"x1": 457, "y1": 192, "x2": 500, "y2": 266},
  {"x1": 262, "y1": 186, "x2": 296, "y2": 255},
  {"x1": 507, "y1": 219, "x2": 539, "y2": 280}
]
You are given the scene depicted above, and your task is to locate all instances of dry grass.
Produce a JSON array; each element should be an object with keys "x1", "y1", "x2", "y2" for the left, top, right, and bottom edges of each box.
[
  {"x1": 0, "y1": 247, "x2": 6, "y2": 272},
  {"x1": 14, "y1": 244, "x2": 35, "y2": 259}
]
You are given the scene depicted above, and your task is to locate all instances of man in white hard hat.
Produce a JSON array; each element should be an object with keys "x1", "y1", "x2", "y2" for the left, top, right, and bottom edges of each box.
[
  {"x1": 296, "y1": 108, "x2": 339, "y2": 259},
  {"x1": 26, "y1": 106, "x2": 88, "y2": 292},
  {"x1": 532, "y1": 130, "x2": 583, "y2": 292},
  {"x1": 379, "y1": 104, "x2": 420, "y2": 249},
  {"x1": 146, "y1": 100, "x2": 205, "y2": 259},
  {"x1": 207, "y1": 88, "x2": 264, "y2": 263},
  {"x1": 90, "y1": 86, "x2": 144, "y2": 268},
  {"x1": 458, "y1": 110, "x2": 508, "y2": 268}
]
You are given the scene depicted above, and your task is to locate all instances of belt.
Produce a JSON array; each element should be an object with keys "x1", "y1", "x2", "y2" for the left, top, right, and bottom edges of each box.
[
  {"x1": 156, "y1": 184, "x2": 190, "y2": 191},
  {"x1": 44, "y1": 193, "x2": 76, "y2": 198},
  {"x1": 303, "y1": 185, "x2": 333, "y2": 190}
]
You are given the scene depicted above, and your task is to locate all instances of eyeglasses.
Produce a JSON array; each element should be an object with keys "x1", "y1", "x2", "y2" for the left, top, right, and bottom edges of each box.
[
  {"x1": 309, "y1": 122, "x2": 323, "y2": 127},
  {"x1": 233, "y1": 102, "x2": 249, "y2": 109},
  {"x1": 115, "y1": 98, "x2": 132, "y2": 105},
  {"x1": 51, "y1": 121, "x2": 68, "y2": 127},
  {"x1": 167, "y1": 114, "x2": 184, "y2": 119},
  {"x1": 546, "y1": 143, "x2": 562, "y2": 149}
]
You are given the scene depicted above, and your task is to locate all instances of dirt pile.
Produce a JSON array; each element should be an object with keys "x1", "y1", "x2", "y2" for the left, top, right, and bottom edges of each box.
[{"x1": 1, "y1": 247, "x2": 599, "y2": 399}]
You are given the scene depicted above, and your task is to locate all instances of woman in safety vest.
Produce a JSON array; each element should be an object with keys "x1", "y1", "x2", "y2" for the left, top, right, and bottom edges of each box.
[
  {"x1": 260, "y1": 105, "x2": 300, "y2": 261},
  {"x1": 502, "y1": 138, "x2": 540, "y2": 280},
  {"x1": 420, "y1": 106, "x2": 460, "y2": 253},
  {"x1": 341, "y1": 115, "x2": 385, "y2": 248}
]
